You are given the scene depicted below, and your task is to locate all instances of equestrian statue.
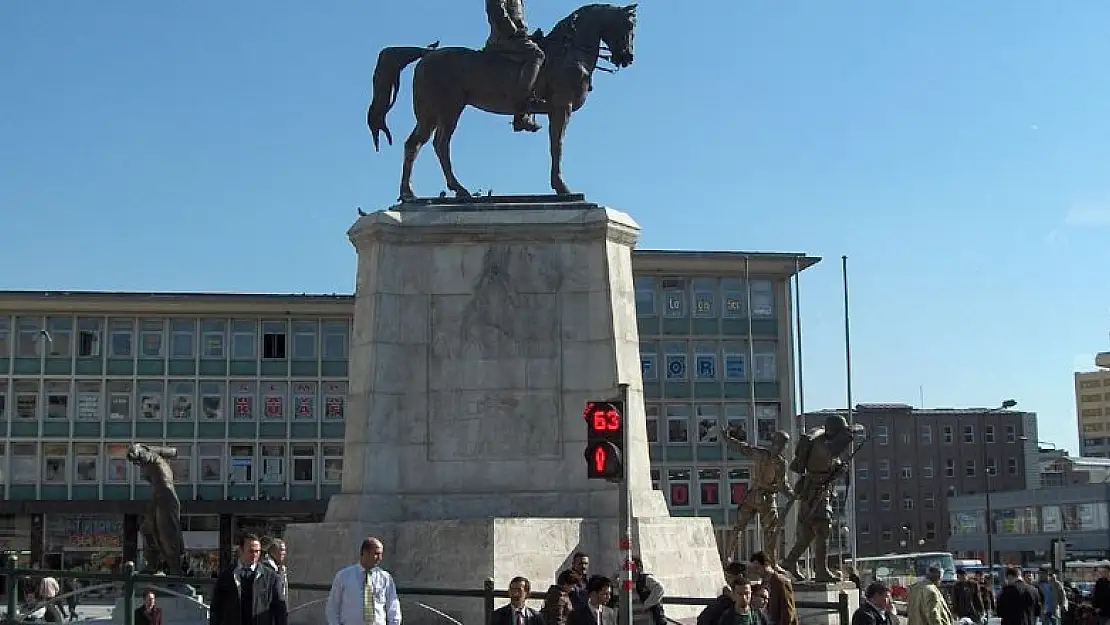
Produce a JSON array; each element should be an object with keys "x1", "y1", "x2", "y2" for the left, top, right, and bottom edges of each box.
[{"x1": 367, "y1": 1, "x2": 638, "y2": 201}]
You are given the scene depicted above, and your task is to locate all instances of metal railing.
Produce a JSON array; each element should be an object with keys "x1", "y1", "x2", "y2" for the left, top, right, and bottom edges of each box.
[{"x1": 2, "y1": 556, "x2": 850, "y2": 625}]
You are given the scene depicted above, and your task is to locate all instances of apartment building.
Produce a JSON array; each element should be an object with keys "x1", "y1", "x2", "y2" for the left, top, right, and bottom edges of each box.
[
  {"x1": 1075, "y1": 357, "x2": 1110, "y2": 457},
  {"x1": 803, "y1": 404, "x2": 1039, "y2": 558},
  {"x1": 0, "y1": 249, "x2": 819, "y2": 568}
]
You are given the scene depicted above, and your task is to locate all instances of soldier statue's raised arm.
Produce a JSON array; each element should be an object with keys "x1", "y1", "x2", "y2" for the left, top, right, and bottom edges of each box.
[
  {"x1": 483, "y1": 0, "x2": 546, "y2": 132},
  {"x1": 778, "y1": 415, "x2": 865, "y2": 583},
  {"x1": 722, "y1": 428, "x2": 793, "y2": 569},
  {"x1": 126, "y1": 443, "x2": 188, "y2": 582}
]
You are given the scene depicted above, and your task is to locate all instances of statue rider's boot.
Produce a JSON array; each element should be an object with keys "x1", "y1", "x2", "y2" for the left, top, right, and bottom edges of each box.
[
  {"x1": 811, "y1": 540, "x2": 842, "y2": 583},
  {"x1": 779, "y1": 546, "x2": 806, "y2": 581},
  {"x1": 513, "y1": 111, "x2": 542, "y2": 133}
]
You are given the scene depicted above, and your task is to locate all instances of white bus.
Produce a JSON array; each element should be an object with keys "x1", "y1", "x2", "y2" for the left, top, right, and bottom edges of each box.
[{"x1": 847, "y1": 552, "x2": 957, "y2": 599}]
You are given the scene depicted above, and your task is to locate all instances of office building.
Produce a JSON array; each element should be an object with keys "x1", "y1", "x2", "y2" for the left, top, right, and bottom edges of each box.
[
  {"x1": 0, "y1": 250, "x2": 818, "y2": 568},
  {"x1": 948, "y1": 484, "x2": 1110, "y2": 565},
  {"x1": 1075, "y1": 355, "x2": 1110, "y2": 457},
  {"x1": 803, "y1": 404, "x2": 1039, "y2": 558}
]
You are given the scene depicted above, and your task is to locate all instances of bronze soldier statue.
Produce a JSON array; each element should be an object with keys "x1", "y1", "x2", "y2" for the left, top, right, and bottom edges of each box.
[
  {"x1": 778, "y1": 415, "x2": 863, "y2": 583},
  {"x1": 722, "y1": 429, "x2": 793, "y2": 568},
  {"x1": 126, "y1": 443, "x2": 186, "y2": 577},
  {"x1": 484, "y1": 0, "x2": 546, "y2": 132}
]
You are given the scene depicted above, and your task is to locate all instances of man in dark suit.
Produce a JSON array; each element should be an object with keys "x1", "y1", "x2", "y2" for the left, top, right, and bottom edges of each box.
[
  {"x1": 492, "y1": 577, "x2": 544, "y2": 625},
  {"x1": 998, "y1": 567, "x2": 1038, "y2": 625},
  {"x1": 209, "y1": 533, "x2": 288, "y2": 625},
  {"x1": 569, "y1": 576, "x2": 617, "y2": 625},
  {"x1": 851, "y1": 582, "x2": 895, "y2": 625}
]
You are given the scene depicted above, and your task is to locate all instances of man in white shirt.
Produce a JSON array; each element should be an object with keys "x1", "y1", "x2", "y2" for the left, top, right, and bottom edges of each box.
[{"x1": 326, "y1": 537, "x2": 402, "y2": 625}]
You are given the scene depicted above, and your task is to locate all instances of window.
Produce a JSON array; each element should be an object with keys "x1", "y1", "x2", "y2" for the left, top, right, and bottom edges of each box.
[
  {"x1": 292, "y1": 320, "x2": 318, "y2": 360},
  {"x1": 76, "y1": 381, "x2": 101, "y2": 420},
  {"x1": 108, "y1": 380, "x2": 131, "y2": 421},
  {"x1": 1007, "y1": 457, "x2": 1018, "y2": 475},
  {"x1": 14, "y1": 380, "x2": 38, "y2": 420},
  {"x1": 753, "y1": 346, "x2": 776, "y2": 381},
  {"x1": 664, "y1": 341, "x2": 687, "y2": 381},
  {"x1": 875, "y1": 425, "x2": 889, "y2": 446},
  {"x1": 293, "y1": 382, "x2": 316, "y2": 421},
  {"x1": 109, "y1": 319, "x2": 134, "y2": 358},
  {"x1": 728, "y1": 468, "x2": 749, "y2": 505},
  {"x1": 0, "y1": 379, "x2": 7, "y2": 420},
  {"x1": 694, "y1": 343, "x2": 717, "y2": 381},
  {"x1": 170, "y1": 319, "x2": 196, "y2": 359},
  {"x1": 322, "y1": 321, "x2": 349, "y2": 360},
  {"x1": 229, "y1": 444, "x2": 254, "y2": 483},
  {"x1": 0, "y1": 315, "x2": 8, "y2": 358},
  {"x1": 641, "y1": 343, "x2": 657, "y2": 382},
  {"x1": 698, "y1": 468, "x2": 721, "y2": 506},
  {"x1": 200, "y1": 381, "x2": 225, "y2": 420},
  {"x1": 76, "y1": 318, "x2": 101, "y2": 358},
  {"x1": 11, "y1": 443, "x2": 37, "y2": 484},
  {"x1": 105, "y1": 443, "x2": 130, "y2": 483},
  {"x1": 724, "y1": 404, "x2": 749, "y2": 443},
  {"x1": 666, "y1": 405, "x2": 689, "y2": 443},
  {"x1": 902, "y1": 495, "x2": 914, "y2": 511},
  {"x1": 925, "y1": 521, "x2": 937, "y2": 541},
  {"x1": 323, "y1": 382, "x2": 346, "y2": 421},
  {"x1": 292, "y1": 444, "x2": 315, "y2": 482},
  {"x1": 634, "y1": 277, "x2": 657, "y2": 316},
  {"x1": 755, "y1": 405, "x2": 778, "y2": 445},
  {"x1": 722, "y1": 349, "x2": 746, "y2": 381},
  {"x1": 859, "y1": 523, "x2": 870, "y2": 536},
  {"x1": 74, "y1": 443, "x2": 98, "y2": 483},
  {"x1": 262, "y1": 320, "x2": 288, "y2": 360},
  {"x1": 691, "y1": 278, "x2": 716, "y2": 318},
  {"x1": 963, "y1": 425, "x2": 975, "y2": 444},
  {"x1": 921, "y1": 425, "x2": 933, "y2": 444},
  {"x1": 651, "y1": 469, "x2": 661, "y2": 490},
  {"x1": 750, "y1": 280, "x2": 774, "y2": 317},
  {"x1": 46, "y1": 317, "x2": 72, "y2": 357},
  {"x1": 169, "y1": 445, "x2": 191, "y2": 483},
  {"x1": 16, "y1": 317, "x2": 42, "y2": 358},
  {"x1": 857, "y1": 462, "x2": 869, "y2": 480},
  {"x1": 923, "y1": 492, "x2": 935, "y2": 510},
  {"x1": 662, "y1": 281, "x2": 686, "y2": 318},
  {"x1": 43, "y1": 381, "x2": 69, "y2": 420},
  {"x1": 644, "y1": 404, "x2": 659, "y2": 443},
  {"x1": 232, "y1": 382, "x2": 256, "y2": 421},
  {"x1": 984, "y1": 425, "x2": 995, "y2": 444},
  {"x1": 201, "y1": 319, "x2": 226, "y2": 359},
  {"x1": 322, "y1": 444, "x2": 343, "y2": 483},
  {"x1": 140, "y1": 320, "x2": 164, "y2": 358},
  {"x1": 263, "y1": 382, "x2": 288, "y2": 421},
  {"x1": 922, "y1": 464, "x2": 934, "y2": 478},
  {"x1": 231, "y1": 319, "x2": 257, "y2": 360},
  {"x1": 878, "y1": 459, "x2": 890, "y2": 479},
  {"x1": 199, "y1": 443, "x2": 224, "y2": 482},
  {"x1": 1005, "y1": 425, "x2": 1016, "y2": 443},
  {"x1": 42, "y1": 443, "x2": 67, "y2": 483},
  {"x1": 945, "y1": 459, "x2": 955, "y2": 478},
  {"x1": 667, "y1": 468, "x2": 691, "y2": 507},
  {"x1": 261, "y1": 444, "x2": 285, "y2": 484},
  {"x1": 858, "y1": 494, "x2": 870, "y2": 512},
  {"x1": 138, "y1": 381, "x2": 163, "y2": 421},
  {"x1": 721, "y1": 278, "x2": 745, "y2": 318},
  {"x1": 986, "y1": 457, "x2": 997, "y2": 476},
  {"x1": 965, "y1": 459, "x2": 976, "y2": 477},
  {"x1": 900, "y1": 465, "x2": 913, "y2": 479},
  {"x1": 170, "y1": 381, "x2": 194, "y2": 420},
  {"x1": 879, "y1": 492, "x2": 891, "y2": 511},
  {"x1": 880, "y1": 527, "x2": 893, "y2": 542}
]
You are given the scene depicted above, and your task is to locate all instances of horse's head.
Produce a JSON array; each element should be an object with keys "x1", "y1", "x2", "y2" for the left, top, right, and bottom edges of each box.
[{"x1": 600, "y1": 4, "x2": 637, "y2": 68}]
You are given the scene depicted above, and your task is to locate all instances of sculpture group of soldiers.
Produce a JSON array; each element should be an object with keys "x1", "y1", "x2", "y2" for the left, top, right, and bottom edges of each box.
[{"x1": 723, "y1": 414, "x2": 864, "y2": 583}]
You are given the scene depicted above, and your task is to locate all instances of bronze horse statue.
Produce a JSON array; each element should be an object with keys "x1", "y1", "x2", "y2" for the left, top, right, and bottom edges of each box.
[{"x1": 367, "y1": 3, "x2": 638, "y2": 201}]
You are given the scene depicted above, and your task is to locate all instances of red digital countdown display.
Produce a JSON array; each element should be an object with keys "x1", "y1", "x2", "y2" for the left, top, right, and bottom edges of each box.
[
  {"x1": 583, "y1": 400, "x2": 625, "y2": 480},
  {"x1": 584, "y1": 401, "x2": 622, "y2": 435}
]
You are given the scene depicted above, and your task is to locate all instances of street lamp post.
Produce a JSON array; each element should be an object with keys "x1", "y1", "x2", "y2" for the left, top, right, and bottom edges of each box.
[{"x1": 982, "y1": 399, "x2": 1018, "y2": 571}]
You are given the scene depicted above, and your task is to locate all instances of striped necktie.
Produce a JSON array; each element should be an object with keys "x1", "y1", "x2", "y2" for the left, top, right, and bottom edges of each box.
[{"x1": 363, "y1": 569, "x2": 375, "y2": 625}]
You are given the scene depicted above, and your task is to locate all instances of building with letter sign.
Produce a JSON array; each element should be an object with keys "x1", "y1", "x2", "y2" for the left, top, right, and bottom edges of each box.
[{"x1": 0, "y1": 249, "x2": 816, "y2": 564}]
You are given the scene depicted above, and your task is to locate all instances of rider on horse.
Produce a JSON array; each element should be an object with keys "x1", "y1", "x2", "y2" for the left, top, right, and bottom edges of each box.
[{"x1": 484, "y1": 0, "x2": 546, "y2": 132}]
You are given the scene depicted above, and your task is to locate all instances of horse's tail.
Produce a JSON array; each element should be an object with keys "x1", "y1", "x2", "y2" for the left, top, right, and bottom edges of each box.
[{"x1": 368, "y1": 42, "x2": 439, "y2": 151}]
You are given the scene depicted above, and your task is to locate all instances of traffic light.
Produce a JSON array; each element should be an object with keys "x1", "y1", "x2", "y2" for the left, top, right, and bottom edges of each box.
[{"x1": 584, "y1": 400, "x2": 625, "y2": 481}]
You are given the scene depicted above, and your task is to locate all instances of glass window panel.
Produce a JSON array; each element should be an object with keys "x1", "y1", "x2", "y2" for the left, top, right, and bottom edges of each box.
[
  {"x1": 0, "y1": 315, "x2": 9, "y2": 358},
  {"x1": 138, "y1": 381, "x2": 164, "y2": 421},
  {"x1": 231, "y1": 382, "x2": 257, "y2": 421},
  {"x1": 322, "y1": 321, "x2": 349, "y2": 360},
  {"x1": 15, "y1": 380, "x2": 39, "y2": 421},
  {"x1": 109, "y1": 319, "x2": 134, "y2": 358},
  {"x1": 666, "y1": 468, "x2": 691, "y2": 507},
  {"x1": 46, "y1": 317, "x2": 72, "y2": 357},
  {"x1": 74, "y1": 443, "x2": 99, "y2": 483},
  {"x1": 45, "y1": 381, "x2": 70, "y2": 420},
  {"x1": 107, "y1": 380, "x2": 132, "y2": 421},
  {"x1": 262, "y1": 382, "x2": 288, "y2": 421},
  {"x1": 231, "y1": 319, "x2": 257, "y2": 360},
  {"x1": 292, "y1": 382, "x2": 317, "y2": 421},
  {"x1": 170, "y1": 319, "x2": 196, "y2": 359},
  {"x1": 261, "y1": 444, "x2": 285, "y2": 484},
  {"x1": 200, "y1": 382, "x2": 225, "y2": 421},
  {"x1": 170, "y1": 381, "x2": 195, "y2": 420},
  {"x1": 12, "y1": 443, "x2": 37, "y2": 484},
  {"x1": 104, "y1": 443, "x2": 130, "y2": 483},
  {"x1": 292, "y1": 321, "x2": 318, "y2": 360},
  {"x1": 17, "y1": 317, "x2": 43, "y2": 358},
  {"x1": 666, "y1": 404, "x2": 689, "y2": 444}
]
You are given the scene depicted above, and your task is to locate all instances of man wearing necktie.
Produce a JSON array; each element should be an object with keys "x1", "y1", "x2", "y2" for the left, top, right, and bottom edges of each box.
[
  {"x1": 569, "y1": 576, "x2": 617, "y2": 625},
  {"x1": 209, "y1": 534, "x2": 288, "y2": 625},
  {"x1": 491, "y1": 577, "x2": 543, "y2": 625},
  {"x1": 325, "y1": 537, "x2": 402, "y2": 625}
]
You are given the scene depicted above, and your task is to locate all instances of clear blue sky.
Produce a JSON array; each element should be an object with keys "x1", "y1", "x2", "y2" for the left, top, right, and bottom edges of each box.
[{"x1": 3, "y1": 1, "x2": 1109, "y2": 452}]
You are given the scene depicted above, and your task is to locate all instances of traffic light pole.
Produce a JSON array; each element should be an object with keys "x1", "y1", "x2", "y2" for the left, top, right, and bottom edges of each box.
[{"x1": 617, "y1": 383, "x2": 633, "y2": 625}]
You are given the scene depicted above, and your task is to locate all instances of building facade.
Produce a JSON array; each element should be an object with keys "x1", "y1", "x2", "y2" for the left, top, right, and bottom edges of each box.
[
  {"x1": 0, "y1": 250, "x2": 818, "y2": 569},
  {"x1": 1075, "y1": 364, "x2": 1110, "y2": 458},
  {"x1": 803, "y1": 404, "x2": 1040, "y2": 558},
  {"x1": 948, "y1": 484, "x2": 1110, "y2": 565}
]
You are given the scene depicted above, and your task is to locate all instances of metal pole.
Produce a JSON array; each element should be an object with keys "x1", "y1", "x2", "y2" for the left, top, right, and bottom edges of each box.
[
  {"x1": 985, "y1": 473, "x2": 994, "y2": 573},
  {"x1": 841, "y1": 256, "x2": 858, "y2": 565},
  {"x1": 743, "y1": 257, "x2": 760, "y2": 555},
  {"x1": 6, "y1": 554, "x2": 17, "y2": 623},
  {"x1": 618, "y1": 383, "x2": 633, "y2": 625},
  {"x1": 791, "y1": 260, "x2": 806, "y2": 568}
]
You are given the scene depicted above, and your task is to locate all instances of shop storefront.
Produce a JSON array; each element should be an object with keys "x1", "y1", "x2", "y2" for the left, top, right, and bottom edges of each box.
[{"x1": 45, "y1": 514, "x2": 126, "y2": 572}]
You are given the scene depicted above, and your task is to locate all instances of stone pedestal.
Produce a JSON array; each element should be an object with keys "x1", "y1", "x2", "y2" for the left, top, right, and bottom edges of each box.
[
  {"x1": 112, "y1": 596, "x2": 208, "y2": 625},
  {"x1": 793, "y1": 582, "x2": 858, "y2": 625},
  {"x1": 284, "y1": 198, "x2": 725, "y2": 625}
]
